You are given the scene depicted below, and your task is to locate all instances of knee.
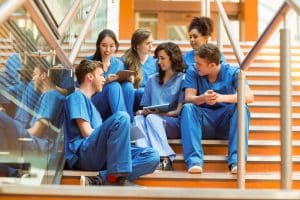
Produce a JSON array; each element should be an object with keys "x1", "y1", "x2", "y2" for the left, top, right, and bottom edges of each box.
[
  {"x1": 181, "y1": 103, "x2": 195, "y2": 115},
  {"x1": 121, "y1": 82, "x2": 134, "y2": 91},
  {"x1": 106, "y1": 81, "x2": 122, "y2": 90},
  {"x1": 115, "y1": 111, "x2": 130, "y2": 125},
  {"x1": 145, "y1": 114, "x2": 159, "y2": 124}
]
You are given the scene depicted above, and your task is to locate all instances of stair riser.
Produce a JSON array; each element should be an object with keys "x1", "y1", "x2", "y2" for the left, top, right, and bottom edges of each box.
[
  {"x1": 134, "y1": 179, "x2": 300, "y2": 189},
  {"x1": 172, "y1": 162, "x2": 300, "y2": 173},
  {"x1": 171, "y1": 145, "x2": 300, "y2": 155}
]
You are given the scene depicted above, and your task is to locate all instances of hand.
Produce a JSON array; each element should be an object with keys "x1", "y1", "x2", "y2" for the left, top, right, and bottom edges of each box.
[
  {"x1": 106, "y1": 74, "x2": 119, "y2": 82},
  {"x1": 128, "y1": 75, "x2": 135, "y2": 83},
  {"x1": 204, "y1": 89, "x2": 217, "y2": 105}
]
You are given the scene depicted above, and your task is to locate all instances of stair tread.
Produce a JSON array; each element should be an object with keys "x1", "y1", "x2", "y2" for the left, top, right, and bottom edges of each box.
[
  {"x1": 61, "y1": 170, "x2": 300, "y2": 181},
  {"x1": 168, "y1": 139, "x2": 300, "y2": 146}
]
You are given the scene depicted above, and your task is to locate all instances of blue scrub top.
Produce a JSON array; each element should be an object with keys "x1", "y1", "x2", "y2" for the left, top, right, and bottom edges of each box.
[
  {"x1": 183, "y1": 50, "x2": 226, "y2": 70},
  {"x1": 14, "y1": 81, "x2": 41, "y2": 129},
  {"x1": 85, "y1": 55, "x2": 125, "y2": 78},
  {"x1": 64, "y1": 90, "x2": 103, "y2": 166},
  {"x1": 141, "y1": 72, "x2": 185, "y2": 111},
  {"x1": 30, "y1": 89, "x2": 65, "y2": 130},
  {"x1": 140, "y1": 56, "x2": 157, "y2": 87},
  {"x1": 120, "y1": 55, "x2": 157, "y2": 88},
  {"x1": 183, "y1": 63, "x2": 241, "y2": 108},
  {"x1": 4, "y1": 53, "x2": 22, "y2": 87}
]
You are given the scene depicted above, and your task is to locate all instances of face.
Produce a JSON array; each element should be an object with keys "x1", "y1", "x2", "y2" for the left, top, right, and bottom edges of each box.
[
  {"x1": 194, "y1": 55, "x2": 213, "y2": 76},
  {"x1": 91, "y1": 67, "x2": 106, "y2": 92},
  {"x1": 188, "y1": 29, "x2": 209, "y2": 50},
  {"x1": 32, "y1": 67, "x2": 45, "y2": 91},
  {"x1": 157, "y1": 50, "x2": 171, "y2": 72},
  {"x1": 136, "y1": 35, "x2": 153, "y2": 55},
  {"x1": 99, "y1": 36, "x2": 116, "y2": 58}
]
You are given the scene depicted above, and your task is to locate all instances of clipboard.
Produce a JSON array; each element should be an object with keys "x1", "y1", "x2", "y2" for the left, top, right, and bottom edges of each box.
[
  {"x1": 116, "y1": 70, "x2": 134, "y2": 82},
  {"x1": 143, "y1": 104, "x2": 169, "y2": 112}
]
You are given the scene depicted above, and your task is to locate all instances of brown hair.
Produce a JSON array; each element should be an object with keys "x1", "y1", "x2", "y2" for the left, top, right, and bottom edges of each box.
[
  {"x1": 188, "y1": 16, "x2": 213, "y2": 37},
  {"x1": 124, "y1": 28, "x2": 152, "y2": 88},
  {"x1": 154, "y1": 42, "x2": 185, "y2": 84},
  {"x1": 195, "y1": 43, "x2": 220, "y2": 65},
  {"x1": 75, "y1": 60, "x2": 103, "y2": 85}
]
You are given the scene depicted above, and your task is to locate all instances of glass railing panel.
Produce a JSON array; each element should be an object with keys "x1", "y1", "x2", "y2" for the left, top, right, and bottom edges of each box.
[
  {"x1": 43, "y1": 0, "x2": 72, "y2": 27},
  {"x1": 0, "y1": 5, "x2": 70, "y2": 185},
  {"x1": 61, "y1": 0, "x2": 107, "y2": 64}
]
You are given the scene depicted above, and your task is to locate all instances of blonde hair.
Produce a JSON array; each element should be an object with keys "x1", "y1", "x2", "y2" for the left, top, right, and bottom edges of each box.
[{"x1": 124, "y1": 28, "x2": 152, "y2": 88}]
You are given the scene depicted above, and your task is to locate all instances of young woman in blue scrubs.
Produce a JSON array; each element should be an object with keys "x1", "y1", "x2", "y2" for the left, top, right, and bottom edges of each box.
[
  {"x1": 122, "y1": 28, "x2": 157, "y2": 121},
  {"x1": 184, "y1": 16, "x2": 226, "y2": 70},
  {"x1": 64, "y1": 60, "x2": 159, "y2": 186},
  {"x1": 86, "y1": 29, "x2": 127, "y2": 120},
  {"x1": 180, "y1": 43, "x2": 254, "y2": 174},
  {"x1": 134, "y1": 42, "x2": 185, "y2": 170}
]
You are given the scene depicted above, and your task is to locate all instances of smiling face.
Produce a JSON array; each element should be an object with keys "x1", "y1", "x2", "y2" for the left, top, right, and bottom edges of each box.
[
  {"x1": 136, "y1": 34, "x2": 153, "y2": 56},
  {"x1": 157, "y1": 49, "x2": 171, "y2": 72},
  {"x1": 188, "y1": 29, "x2": 209, "y2": 50},
  {"x1": 99, "y1": 36, "x2": 116, "y2": 59}
]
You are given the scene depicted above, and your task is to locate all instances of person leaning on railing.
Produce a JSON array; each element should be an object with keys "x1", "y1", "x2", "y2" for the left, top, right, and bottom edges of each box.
[{"x1": 180, "y1": 43, "x2": 254, "y2": 174}]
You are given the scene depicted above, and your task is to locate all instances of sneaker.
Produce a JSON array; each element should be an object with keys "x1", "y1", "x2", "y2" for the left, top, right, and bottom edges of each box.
[
  {"x1": 80, "y1": 175, "x2": 104, "y2": 186},
  {"x1": 107, "y1": 174, "x2": 127, "y2": 185},
  {"x1": 230, "y1": 165, "x2": 237, "y2": 174},
  {"x1": 157, "y1": 157, "x2": 173, "y2": 171},
  {"x1": 188, "y1": 165, "x2": 203, "y2": 174}
]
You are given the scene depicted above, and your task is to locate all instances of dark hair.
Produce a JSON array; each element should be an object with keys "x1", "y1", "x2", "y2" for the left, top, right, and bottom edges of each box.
[
  {"x1": 124, "y1": 28, "x2": 152, "y2": 88},
  {"x1": 195, "y1": 43, "x2": 220, "y2": 65},
  {"x1": 188, "y1": 16, "x2": 213, "y2": 36},
  {"x1": 75, "y1": 60, "x2": 103, "y2": 85},
  {"x1": 154, "y1": 42, "x2": 185, "y2": 84},
  {"x1": 92, "y1": 29, "x2": 119, "y2": 61}
]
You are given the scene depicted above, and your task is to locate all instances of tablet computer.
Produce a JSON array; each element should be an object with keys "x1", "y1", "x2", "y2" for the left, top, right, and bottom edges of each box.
[
  {"x1": 116, "y1": 70, "x2": 134, "y2": 82},
  {"x1": 143, "y1": 104, "x2": 169, "y2": 113}
]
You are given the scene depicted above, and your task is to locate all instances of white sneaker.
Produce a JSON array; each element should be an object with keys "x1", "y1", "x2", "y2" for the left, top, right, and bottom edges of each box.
[
  {"x1": 230, "y1": 165, "x2": 237, "y2": 174},
  {"x1": 188, "y1": 165, "x2": 203, "y2": 174}
]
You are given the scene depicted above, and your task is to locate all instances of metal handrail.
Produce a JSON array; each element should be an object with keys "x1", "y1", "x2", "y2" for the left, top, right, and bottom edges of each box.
[
  {"x1": 58, "y1": 0, "x2": 81, "y2": 36},
  {"x1": 286, "y1": 0, "x2": 300, "y2": 15},
  {"x1": 0, "y1": 0, "x2": 25, "y2": 25},
  {"x1": 215, "y1": 0, "x2": 244, "y2": 65},
  {"x1": 240, "y1": 2, "x2": 291, "y2": 71},
  {"x1": 23, "y1": 0, "x2": 72, "y2": 68},
  {"x1": 68, "y1": 0, "x2": 100, "y2": 64}
]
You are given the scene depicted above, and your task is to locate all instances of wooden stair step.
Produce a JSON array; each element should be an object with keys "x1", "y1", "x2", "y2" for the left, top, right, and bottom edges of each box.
[{"x1": 60, "y1": 170, "x2": 300, "y2": 189}]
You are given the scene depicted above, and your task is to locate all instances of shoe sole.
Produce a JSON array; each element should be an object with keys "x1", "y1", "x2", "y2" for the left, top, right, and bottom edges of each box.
[{"x1": 188, "y1": 167, "x2": 203, "y2": 174}]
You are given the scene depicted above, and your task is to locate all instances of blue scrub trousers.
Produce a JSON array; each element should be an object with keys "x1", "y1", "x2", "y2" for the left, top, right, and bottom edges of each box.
[
  {"x1": 134, "y1": 114, "x2": 180, "y2": 161},
  {"x1": 180, "y1": 103, "x2": 250, "y2": 169},
  {"x1": 92, "y1": 82, "x2": 127, "y2": 120},
  {"x1": 73, "y1": 112, "x2": 159, "y2": 181},
  {"x1": 121, "y1": 82, "x2": 144, "y2": 122}
]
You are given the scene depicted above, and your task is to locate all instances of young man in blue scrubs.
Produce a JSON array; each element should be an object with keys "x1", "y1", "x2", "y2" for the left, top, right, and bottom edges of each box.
[
  {"x1": 180, "y1": 43, "x2": 254, "y2": 174},
  {"x1": 64, "y1": 60, "x2": 159, "y2": 186}
]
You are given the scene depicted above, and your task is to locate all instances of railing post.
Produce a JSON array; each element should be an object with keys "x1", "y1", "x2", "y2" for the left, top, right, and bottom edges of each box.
[
  {"x1": 237, "y1": 70, "x2": 246, "y2": 189},
  {"x1": 201, "y1": 0, "x2": 210, "y2": 17},
  {"x1": 217, "y1": 14, "x2": 223, "y2": 52},
  {"x1": 280, "y1": 27, "x2": 292, "y2": 190}
]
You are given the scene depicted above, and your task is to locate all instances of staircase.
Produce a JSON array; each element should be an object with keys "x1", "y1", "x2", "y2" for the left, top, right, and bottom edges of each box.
[{"x1": 59, "y1": 41, "x2": 300, "y2": 189}]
